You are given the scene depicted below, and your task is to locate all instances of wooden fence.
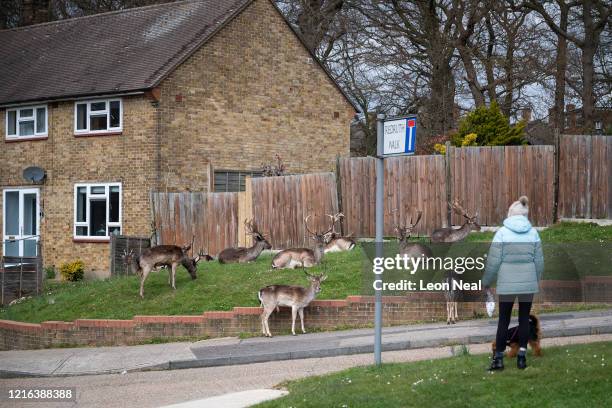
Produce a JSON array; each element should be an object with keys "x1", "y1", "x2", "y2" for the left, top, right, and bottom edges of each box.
[
  {"x1": 558, "y1": 135, "x2": 612, "y2": 219},
  {"x1": 449, "y1": 145, "x2": 555, "y2": 227},
  {"x1": 149, "y1": 135, "x2": 609, "y2": 250},
  {"x1": 251, "y1": 172, "x2": 340, "y2": 248},
  {"x1": 337, "y1": 155, "x2": 447, "y2": 237},
  {"x1": 109, "y1": 235, "x2": 151, "y2": 276},
  {"x1": 1, "y1": 252, "x2": 43, "y2": 305},
  {"x1": 150, "y1": 192, "x2": 240, "y2": 256}
]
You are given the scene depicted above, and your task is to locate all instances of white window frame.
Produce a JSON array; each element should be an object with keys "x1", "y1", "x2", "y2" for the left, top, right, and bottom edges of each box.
[
  {"x1": 73, "y1": 182, "x2": 122, "y2": 240},
  {"x1": 74, "y1": 98, "x2": 122, "y2": 134},
  {"x1": 5, "y1": 104, "x2": 48, "y2": 140}
]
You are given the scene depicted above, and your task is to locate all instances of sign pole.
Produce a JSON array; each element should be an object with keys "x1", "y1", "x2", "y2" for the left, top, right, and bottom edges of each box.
[{"x1": 374, "y1": 113, "x2": 385, "y2": 366}]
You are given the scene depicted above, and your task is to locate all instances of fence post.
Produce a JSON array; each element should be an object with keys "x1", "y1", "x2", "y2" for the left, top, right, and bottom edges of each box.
[
  {"x1": 1, "y1": 256, "x2": 4, "y2": 305},
  {"x1": 553, "y1": 132, "x2": 560, "y2": 222},
  {"x1": 445, "y1": 141, "x2": 452, "y2": 227},
  {"x1": 335, "y1": 155, "x2": 345, "y2": 235}
]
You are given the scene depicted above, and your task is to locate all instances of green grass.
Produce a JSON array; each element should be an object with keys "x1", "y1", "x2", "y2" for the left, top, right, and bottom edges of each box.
[
  {"x1": 1, "y1": 222, "x2": 610, "y2": 323},
  {"x1": 0, "y1": 251, "x2": 362, "y2": 323},
  {"x1": 256, "y1": 342, "x2": 612, "y2": 408}
]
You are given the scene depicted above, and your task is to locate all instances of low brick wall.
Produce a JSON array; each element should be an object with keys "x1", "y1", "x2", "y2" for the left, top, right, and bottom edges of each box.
[{"x1": 1, "y1": 277, "x2": 611, "y2": 350}]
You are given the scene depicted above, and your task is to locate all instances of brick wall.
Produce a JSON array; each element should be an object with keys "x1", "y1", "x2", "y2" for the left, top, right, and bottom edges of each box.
[
  {"x1": 158, "y1": 0, "x2": 354, "y2": 191},
  {"x1": 0, "y1": 96, "x2": 158, "y2": 278},
  {"x1": 2, "y1": 277, "x2": 610, "y2": 350},
  {"x1": 0, "y1": 0, "x2": 354, "y2": 277}
]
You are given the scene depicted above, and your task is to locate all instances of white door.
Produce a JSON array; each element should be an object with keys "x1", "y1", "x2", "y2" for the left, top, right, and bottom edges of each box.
[{"x1": 2, "y1": 188, "x2": 40, "y2": 257}]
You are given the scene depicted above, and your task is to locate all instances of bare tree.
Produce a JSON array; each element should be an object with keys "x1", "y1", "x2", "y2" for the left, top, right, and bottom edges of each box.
[{"x1": 524, "y1": 0, "x2": 610, "y2": 130}]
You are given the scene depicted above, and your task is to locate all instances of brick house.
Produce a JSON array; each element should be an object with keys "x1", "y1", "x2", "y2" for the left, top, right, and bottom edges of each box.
[{"x1": 0, "y1": 0, "x2": 356, "y2": 278}]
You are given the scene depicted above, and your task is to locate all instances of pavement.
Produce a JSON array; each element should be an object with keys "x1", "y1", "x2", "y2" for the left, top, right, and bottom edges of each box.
[{"x1": 1, "y1": 309, "x2": 611, "y2": 379}]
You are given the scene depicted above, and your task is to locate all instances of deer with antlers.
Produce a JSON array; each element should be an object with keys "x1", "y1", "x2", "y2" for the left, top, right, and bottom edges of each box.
[
  {"x1": 431, "y1": 199, "x2": 481, "y2": 243},
  {"x1": 258, "y1": 271, "x2": 327, "y2": 337},
  {"x1": 324, "y1": 213, "x2": 356, "y2": 253},
  {"x1": 218, "y1": 219, "x2": 272, "y2": 263},
  {"x1": 271, "y1": 215, "x2": 333, "y2": 269},
  {"x1": 122, "y1": 243, "x2": 205, "y2": 298},
  {"x1": 431, "y1": 199, "x2": 480, "y2": 324},
  {"x1": 394, "y1": 210, "x2": 433, "y2": 259}
]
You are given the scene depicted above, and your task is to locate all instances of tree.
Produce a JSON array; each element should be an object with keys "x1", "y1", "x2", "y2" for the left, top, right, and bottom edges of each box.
[
  {"x1": 452, "y1": 101, "x2": 526, "y2": 146},
  {"x1": 275, "y1": 0, "x2": 346, "y2": 63},
  {"x1": 524, "y1": 0, "x2": 610, "y2": 130}
]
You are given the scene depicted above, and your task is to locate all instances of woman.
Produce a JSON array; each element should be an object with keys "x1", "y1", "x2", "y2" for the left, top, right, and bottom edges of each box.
[{"x1": 483, "y1": 196, "x2": 544, "y2": 370}]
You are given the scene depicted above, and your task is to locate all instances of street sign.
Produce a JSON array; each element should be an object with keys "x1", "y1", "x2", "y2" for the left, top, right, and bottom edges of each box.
[{"x1": 383, "y1": 116, "x2": 417, "y2": 156}]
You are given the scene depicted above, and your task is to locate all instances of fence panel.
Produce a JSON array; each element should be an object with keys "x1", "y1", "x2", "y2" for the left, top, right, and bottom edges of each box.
[
  {"x1": 338, "y1": 155, "x2": 447, "y2": 237},
  {"x1": 1, "y1": 254, "x2": 42, "y2": 305},
  {"x1": 558, "y1": 135, "x2": 612, "y2": 219},
  {"x1": 150, "y1": 192, "x2": 239, "y2": 256},
  {"x1": 449, "y1": 145, "x2": 555, "y2": 227},
  {"x1": 251, "y1": 173, "x2": 339, "y2": 249},
  {"x1": 109, "y1": 235, "x2": 151, "y2": 276}
]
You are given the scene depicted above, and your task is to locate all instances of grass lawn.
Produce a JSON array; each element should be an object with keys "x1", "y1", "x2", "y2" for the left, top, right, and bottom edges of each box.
[
  {"x1": 0, "y1": 250, "x2": 363, "y2": 323},
  {"x1": 1, "y1": 222, "x2": 610, "y2": 323},
  {"x1": 256, "y1": 342, "x2": 612, "y2": 408}
]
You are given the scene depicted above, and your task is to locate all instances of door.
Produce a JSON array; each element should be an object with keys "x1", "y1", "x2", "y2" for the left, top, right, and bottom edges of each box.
[{"x1": 2, "y1": 188, "x2": 40, "y2": 257}]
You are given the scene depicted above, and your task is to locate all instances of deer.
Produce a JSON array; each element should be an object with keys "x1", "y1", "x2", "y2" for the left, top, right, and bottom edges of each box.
[
  {"x1": 218, "y1": 219, "x2": 272, "y2": 263},
  {"x1": 271, "y1": 215, "x2": 334, "y2": 269},
  {"x1": 430, "y1": 199, "x2": 480, "y2": 324},
  {"x1": 394, "y1": 210, "x2": 433, "y2": 259},
  {"x1": 324, "y1": 213, "x2": 356, "y2": 253},
  {"x1": 431, "y1": 199, "x2": 481, "y2": 243},
  {"x1": 123, "y1": 243, "x2": 204, "y2": 298},
  {"x1": 258, "y1": 271, "x2": 327, "y2": 337}
]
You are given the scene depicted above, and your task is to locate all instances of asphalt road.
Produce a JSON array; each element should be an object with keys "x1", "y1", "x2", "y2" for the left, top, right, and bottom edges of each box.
[{"x1": 1, "y1": 333, "x2": 611, "y2": 408}]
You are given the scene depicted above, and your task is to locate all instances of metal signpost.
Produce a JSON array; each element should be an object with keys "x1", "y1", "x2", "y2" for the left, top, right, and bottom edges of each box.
[{"x1": 374, "y1": 114, "x2": 417, "y2": 366}]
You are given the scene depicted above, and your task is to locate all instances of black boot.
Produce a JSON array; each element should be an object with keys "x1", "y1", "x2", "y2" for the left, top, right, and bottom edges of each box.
[
  {"x1": 517, "y1": 354, "x2": 527, "y2": 369},
  {"x1": 489, "y1": 354, "x2": 504, "y2": 371}
]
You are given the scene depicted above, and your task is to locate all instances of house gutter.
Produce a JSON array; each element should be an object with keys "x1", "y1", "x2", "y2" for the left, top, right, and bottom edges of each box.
[{"x1": 0, "y1": 91, "x2": 147, "y2": 108}]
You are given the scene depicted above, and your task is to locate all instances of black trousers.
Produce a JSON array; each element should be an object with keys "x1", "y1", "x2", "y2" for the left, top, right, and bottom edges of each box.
[{"x1": 495, "y1": 294, "x2": 534, "y2": 353}]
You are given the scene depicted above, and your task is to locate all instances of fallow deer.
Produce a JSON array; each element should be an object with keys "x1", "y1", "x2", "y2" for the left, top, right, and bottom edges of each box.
[
  {"x1": 431, "y1": 199, "x2": 480, "y2": 324},
  {"x1": 324, "y1": 213, "x2": 356, "y2": 253},
  {"x1": 271, "y1": 215, "x2": 333, "y2": 269},
  {"x1": 258, "y1": 271, "x2": 327, "y2": 337},
  {"x1": 394, "y1": 210, "x2": 433, "y2": 259},
  {"x1": 431, "y1": 199, "x2": 481, "y2": 243},
  {"x1": 123, "y1": 244, "x2": 203, "y2": 298},
  {"x1": 218, "y1": 219, "x2": 272, "y2": 263}
]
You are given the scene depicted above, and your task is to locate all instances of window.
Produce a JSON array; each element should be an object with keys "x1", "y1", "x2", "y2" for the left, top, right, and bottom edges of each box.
[
  {"x1": 214, "y1": 170, "x2": 262, "y2": 192},
  {"x1": 74, "y1": 183, "x2": 122, "y2": 239},
  {"x1": 74, "y1": 99, "x2": 122, "y2": 134},
  {"x1": 5, "y1": 105, "x2": 47, "y2": 139}
]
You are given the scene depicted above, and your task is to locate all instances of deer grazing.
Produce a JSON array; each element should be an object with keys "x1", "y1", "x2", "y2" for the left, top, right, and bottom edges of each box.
[
  {"x1": 394, "y1": 210, "x2": 433, "y2": 259},
  {"x1": 271, "y1": 215, "x2": 333, "y2": 269},
  {"x1": 431, "y1": 199, "x2": 481, "y2": 243},
  {"x1": 123, "y1": 244, "x2": 204, "y2": 298},
  {"x1": 258, "y1": 271, "x2": 327, "y2": 337},
  {"x1": 218, "y1": 219, "x2": 272, "y2": 263},
  {"x1": 324, "y1": 213, "x2": 356, "y2": 253}
]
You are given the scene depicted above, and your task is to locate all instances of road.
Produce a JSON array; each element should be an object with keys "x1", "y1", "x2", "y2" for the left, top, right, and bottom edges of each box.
[{"x1": 1, "y1": 333, "x2": 611, "y2": 408}]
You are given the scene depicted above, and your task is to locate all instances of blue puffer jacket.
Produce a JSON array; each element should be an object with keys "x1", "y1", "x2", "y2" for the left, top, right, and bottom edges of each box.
[{"x1": 482, "y1": 215, "x2": 544, "y2": 295}]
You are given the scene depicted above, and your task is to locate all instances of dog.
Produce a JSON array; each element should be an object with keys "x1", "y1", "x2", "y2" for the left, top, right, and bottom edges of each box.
[{"x1": 492, "y1": 314, "x2": 542, "y2": 357}]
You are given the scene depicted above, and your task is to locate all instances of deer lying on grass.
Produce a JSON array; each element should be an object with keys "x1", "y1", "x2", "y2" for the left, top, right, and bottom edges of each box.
[
  {"x1": 431, "y1": 199, "x2": 481, "y2": 243},
  {"x1": 324, "y1": 213, "x2": 356, "y2": 253},
  {"x1": 218, "y1": 219, "x2": 272, "y2": 263},
  {"x1": 123, "y1": 244, "x2": 204, "y2": 298},
  {"x1": 258, "y1": 271, "x2": 327, "y2": 337},
  {"x1": 271, "y1": 215, "x2": 333, "y2": 269},
  {"x1": 395, "y1": 210, "x2": 433, "y2": 259}
]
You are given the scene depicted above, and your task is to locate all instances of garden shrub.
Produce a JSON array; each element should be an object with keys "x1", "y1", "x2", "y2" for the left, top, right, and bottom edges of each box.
[
  {"x1": 60, "y1": 260, "x2": 85, "y2": 282},
  {"x1": 451, "y1": 101, "x2": 526, "y2": 146}
]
